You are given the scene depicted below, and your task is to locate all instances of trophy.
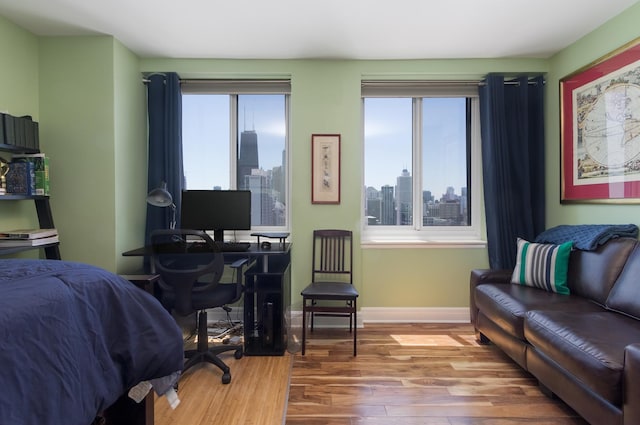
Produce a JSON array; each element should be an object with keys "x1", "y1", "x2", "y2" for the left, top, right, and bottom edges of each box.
[{"x1": 0, "y1": 156, "x2": 9, "y2": 195}]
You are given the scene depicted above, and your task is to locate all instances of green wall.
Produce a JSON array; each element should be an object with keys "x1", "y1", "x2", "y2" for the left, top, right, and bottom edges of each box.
[
  {"x1": 38, "y1": 36, "x2": 145, "y2": 270},
  {"x1": 113, "y1": 40, "x2": 147, "y2": 272},
  {"x1": 1, "y1": 3, "x2": 639, "y2": 312},
  {"x1": 0, "y1": 16, "x2": 40, "y2": 240}
]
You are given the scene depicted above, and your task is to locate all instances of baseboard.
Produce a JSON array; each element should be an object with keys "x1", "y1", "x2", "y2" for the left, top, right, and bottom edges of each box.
[
  {"x1": 205, "y1": 306, "x2": 471, "y2": 329},
  {"x1": 360, "y1": 307, "x2": 471, "y2": 323}
]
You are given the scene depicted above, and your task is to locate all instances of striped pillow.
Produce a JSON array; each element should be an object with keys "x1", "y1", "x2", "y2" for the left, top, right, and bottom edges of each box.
[{"x1": 511, "y1": 238, "x2": 572, "y2": 294}]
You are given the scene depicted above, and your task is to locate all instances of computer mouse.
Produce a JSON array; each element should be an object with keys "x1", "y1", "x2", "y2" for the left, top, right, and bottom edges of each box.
[{"x1": 261, "y1": 241, "x2": 271, "y2": 250}]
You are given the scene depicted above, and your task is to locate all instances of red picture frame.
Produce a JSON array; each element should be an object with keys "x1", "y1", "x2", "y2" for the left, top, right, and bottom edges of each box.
[
  {"x1": 311, "y1": 134, "x2": 341, "y2": 204},
  {"x1": 560, "y1": 37, "x2": 640, "y2": 203}
]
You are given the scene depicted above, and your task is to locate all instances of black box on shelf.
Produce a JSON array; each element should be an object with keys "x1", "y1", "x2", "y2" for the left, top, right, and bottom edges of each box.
[
  {"x1": 32, "y1": 121, "x2": 39, "y2": 151},
  {"x1": 3, "y1": 114, "x2": 15, "y2": 146},
  {"x1": 14, "y1": 116, "x2": 25, "y2": 148},
  {"x1": 0, "y1": 114, "x2": 38, "y2": 151},
  {"x1": 0, "y1": 114, "x2": 5, "y2": 145}
]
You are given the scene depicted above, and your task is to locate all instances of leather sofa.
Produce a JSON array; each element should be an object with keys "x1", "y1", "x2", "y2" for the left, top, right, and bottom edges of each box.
[{"x1": 470, "y1": 237, "x2": 640, "y2": 425}]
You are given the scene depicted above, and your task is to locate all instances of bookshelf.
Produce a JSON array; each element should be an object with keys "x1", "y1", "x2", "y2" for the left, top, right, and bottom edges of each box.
[{"x1": 0, "y1": 144, "x2": 59, "y2": 260}]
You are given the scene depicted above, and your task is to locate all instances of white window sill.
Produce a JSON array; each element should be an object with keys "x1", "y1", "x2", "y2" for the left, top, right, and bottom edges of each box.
[{"x1": 361, "y1": 239, "x2": 486, "y2": 249}]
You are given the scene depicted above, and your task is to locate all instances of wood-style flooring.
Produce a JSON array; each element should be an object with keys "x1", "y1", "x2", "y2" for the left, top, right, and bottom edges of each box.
[
  {"x1": 286, "y1": 323, "x2": 587, "y2": 425},
  {"x1": 154, "y1": 351, "x2": 292, "y2": 424},
  {"x1": 155, "y1": 323, "x2": 588, "y2": 425}
]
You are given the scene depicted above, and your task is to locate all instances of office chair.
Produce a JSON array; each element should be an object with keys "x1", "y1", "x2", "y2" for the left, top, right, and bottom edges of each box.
[
  {"x1": 301, "y1": 229, "x2": 359, "y2": 356},
  {"x1": 150, "y1": 229, "x2": 248, "y2": 384}
]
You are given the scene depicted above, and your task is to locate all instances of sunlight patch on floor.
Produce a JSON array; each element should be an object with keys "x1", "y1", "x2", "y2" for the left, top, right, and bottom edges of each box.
[{"x1": 390, "y1": 334, "x2": 463, "y2": 346}]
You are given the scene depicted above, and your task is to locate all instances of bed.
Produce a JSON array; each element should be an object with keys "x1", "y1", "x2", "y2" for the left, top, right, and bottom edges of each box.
[{"x1": 0, "y1": 259, "x2": 184, "y2": 425}]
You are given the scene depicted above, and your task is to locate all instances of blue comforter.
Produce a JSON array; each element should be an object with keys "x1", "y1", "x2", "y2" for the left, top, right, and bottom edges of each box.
[{"x1": 0, "y1": 259, "x2": 184, "y2": 425}]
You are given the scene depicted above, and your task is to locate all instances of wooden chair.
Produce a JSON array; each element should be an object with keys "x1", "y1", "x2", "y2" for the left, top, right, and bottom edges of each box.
[{"x1": 301, "y1": 229, "x2": 358, "y2": 356}]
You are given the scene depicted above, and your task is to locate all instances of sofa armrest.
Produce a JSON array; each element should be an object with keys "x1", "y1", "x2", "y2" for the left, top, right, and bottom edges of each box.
[
  {"x1": 624, "y1": 343, "x2": 640, "y2": 425},
  {"x1": 469, "y1": 269, "x2": 512, "y2": 330}
]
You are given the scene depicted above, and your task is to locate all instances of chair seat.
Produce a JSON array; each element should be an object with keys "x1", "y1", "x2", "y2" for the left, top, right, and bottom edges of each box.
[
  {"x1": 162, "y1": 282, "x2": 241, "y2": 312},
  {"x1": 302, "y1": 281, "x2": 359, "y2": 299}
]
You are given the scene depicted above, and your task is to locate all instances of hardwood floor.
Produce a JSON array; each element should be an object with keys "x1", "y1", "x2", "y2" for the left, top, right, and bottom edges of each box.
[
  {"x1": 154, "y1": 352, "x2": 292, "y2": 425},
  {"x1": 285, "y1": 323, "x2": 587, "y2": 425},
  {"x1": 155, "y1": 323, "x2": 587, "y2": 425}
]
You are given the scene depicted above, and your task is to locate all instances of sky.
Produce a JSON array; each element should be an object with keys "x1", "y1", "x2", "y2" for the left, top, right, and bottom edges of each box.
[
  {"x1": 182, "y1": 94, "x2": 467, "y2": 198},
  {"x1": 182, "y1": 94, "x2": 286, "y2": 190},
  {"x1": 364, "y1": 97, "x2": 468, "y2": 198}
]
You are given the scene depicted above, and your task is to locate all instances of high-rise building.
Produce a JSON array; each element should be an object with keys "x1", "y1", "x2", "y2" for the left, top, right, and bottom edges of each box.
[
  {"x1": 246, "y1": 171, "x2": 274, "y2": 226},
  {"x1": 381, "y1": 185, "x2": 396, "y2": 225},
  {"x1": 238, "y1": 130, "x2": 259, "y2": 189},
  {"x1": 444, "y1": 186, "x2": 456, "y2": 201},
  {"x1": 366, "y1": 198, "x2": 382, "y2": 225},
  {"x1": 396, "y1": 168, "x2": 412, "y2": 225},
  {"x1": 460, "y1": 187, "x2": 468, "y2": 224}
]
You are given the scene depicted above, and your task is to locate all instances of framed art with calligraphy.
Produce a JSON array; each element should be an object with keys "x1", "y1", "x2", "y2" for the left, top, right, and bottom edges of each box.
[
  {"x1": 561, "y1": 37, "x2": 640, "y2": 203},
  {"x1": 311, "y1": 134, "x2": 341, "y2": 204}
]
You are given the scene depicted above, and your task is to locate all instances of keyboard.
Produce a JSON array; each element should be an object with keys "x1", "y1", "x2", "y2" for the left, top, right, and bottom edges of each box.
[{"x1": 217, "y1": 242, "x2": 251, "y2": 252}]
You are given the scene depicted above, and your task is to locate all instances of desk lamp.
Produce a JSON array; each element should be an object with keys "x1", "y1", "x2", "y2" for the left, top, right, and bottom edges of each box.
[{"x1": 147, "y1": 181, "x2": 176, "y2": 229}]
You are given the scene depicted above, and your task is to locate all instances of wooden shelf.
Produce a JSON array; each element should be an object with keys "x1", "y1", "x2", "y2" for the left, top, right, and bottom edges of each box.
[
  {"x1": 0, "y1": 143, "x2": 40, "y2": 155},
  {"x1": 0, "y1": 194, "x2": 50, "y2": 200}
]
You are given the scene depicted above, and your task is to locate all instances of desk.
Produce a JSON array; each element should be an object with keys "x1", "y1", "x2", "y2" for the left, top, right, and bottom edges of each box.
[{"x1": 122, "y1": 243, "x2": 291, "y2": 356}]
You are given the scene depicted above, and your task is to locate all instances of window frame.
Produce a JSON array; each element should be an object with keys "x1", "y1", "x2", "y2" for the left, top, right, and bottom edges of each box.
[
  {"x1": 361, "y1": 81, "x2": 484, "y2": 248},
  {"x1": 181, "y1": 79, "x2": 291, "y2": 239}
]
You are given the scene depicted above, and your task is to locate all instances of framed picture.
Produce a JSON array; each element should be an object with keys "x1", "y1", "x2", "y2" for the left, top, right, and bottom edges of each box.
[
  {"x1": 560, "y1": 37, "x2": 640, "y2": 203},
  {"x1": 311, "y1": 134, "x2": 341, "y2": 204}
]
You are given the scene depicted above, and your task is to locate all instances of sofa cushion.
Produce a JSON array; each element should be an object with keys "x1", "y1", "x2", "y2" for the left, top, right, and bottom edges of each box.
[
  {"x1": 475, "y1": 283, "x2": 604, "y2": 340},
  {"x1": 606, "y1": 245, "x2": 640, "y2": 320},
  {"x1": 566, "y1": 237, "x2": 637, "y2": 305},
  {"x1": 511, "y1": 238, "x2": 572, "y2": 294},
  {"x1": 525, "y1": 310, "x2": 640, "y2": 406}
]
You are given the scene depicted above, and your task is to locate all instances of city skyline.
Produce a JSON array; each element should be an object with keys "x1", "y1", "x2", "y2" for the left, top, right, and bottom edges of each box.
[{"x1": 184, "y1": 95, "x2": 466, "y2": 196}]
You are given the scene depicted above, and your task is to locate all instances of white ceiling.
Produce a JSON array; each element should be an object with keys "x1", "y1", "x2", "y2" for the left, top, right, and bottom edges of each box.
[{"x1": 0, "y1": 0, "x2": 638, "y2": 60}]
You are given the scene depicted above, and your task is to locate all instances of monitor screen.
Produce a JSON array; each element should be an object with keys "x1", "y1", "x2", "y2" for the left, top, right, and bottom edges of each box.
[{"x1": 180, "y1": 190, "x2": 251, "y2": 242}]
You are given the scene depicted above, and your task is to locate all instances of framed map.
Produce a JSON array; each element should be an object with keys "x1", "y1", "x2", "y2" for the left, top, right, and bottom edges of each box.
[{"x1": 561, "y1": 37, "x2": 640, "y2": 203}]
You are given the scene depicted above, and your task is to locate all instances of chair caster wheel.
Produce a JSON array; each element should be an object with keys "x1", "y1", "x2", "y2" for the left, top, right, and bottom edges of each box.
[
  {"x1": 234, "y1": 348, "x2": 243, "y2": 359},
  {"x1": 222, "y1": 372, "x2": 231, "y2": 384}
]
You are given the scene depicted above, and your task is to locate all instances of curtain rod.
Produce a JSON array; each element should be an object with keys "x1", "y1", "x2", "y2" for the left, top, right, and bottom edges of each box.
[
  {"x1": 142, "y1": 77, "x2": 292, "y2": 84},
  {"x1": 484, "y1": 79, "x2": 546, "y2": 86},
  {"x1": 142, "y1": 76, "x2": 545, "y2": 85},
  {"x1": 361, "y1": 78, "x2": 545, "y2": 87}
]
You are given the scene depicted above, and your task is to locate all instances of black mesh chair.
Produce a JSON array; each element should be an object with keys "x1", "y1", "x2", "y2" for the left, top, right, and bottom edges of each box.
[
  {"x1": 301, "y1": 229, "x2": 359, "y2": 356},
  {"x1": 150, "y1": 229, "x2": 247, "y2": 384}
]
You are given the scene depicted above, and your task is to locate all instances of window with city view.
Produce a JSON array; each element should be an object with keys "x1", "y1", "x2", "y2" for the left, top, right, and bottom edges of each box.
[
  {"x1": 182, "y1": 87, "x2": 289, "y2": 230},
  {"x1": 362, "y1": 81, "x2": 482, "y2": 243}
]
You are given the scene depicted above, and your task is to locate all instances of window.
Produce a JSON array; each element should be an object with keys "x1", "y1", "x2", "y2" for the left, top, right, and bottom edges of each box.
[
  {"x1": 362, "y1": 81, "x2": 482, "y2": 245},
  {"x1": 181, "y1": 80, "x2": 290, "y2": 233}
]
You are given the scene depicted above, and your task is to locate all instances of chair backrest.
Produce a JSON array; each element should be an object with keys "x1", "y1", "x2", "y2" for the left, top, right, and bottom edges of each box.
[
  {"x1": 312, "y1": 229, "x2": 353, "y2": 285},
  {"x1": 150, "y1": 229, "x2": 224, "y2": 316}
]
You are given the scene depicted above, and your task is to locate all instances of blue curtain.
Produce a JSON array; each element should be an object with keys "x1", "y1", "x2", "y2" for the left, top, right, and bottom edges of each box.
[
  {"x1": 479, "y1": 74, "x2": 545, "y2": 269},
  {"x1": 144, "y1": 73, "x2": 183, "y2": 247}
]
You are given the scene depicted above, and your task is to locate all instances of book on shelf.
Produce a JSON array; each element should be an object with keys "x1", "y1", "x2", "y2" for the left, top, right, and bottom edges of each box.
[
  {"x1": 0, "y1": 235, "x2": 59, "y2": 247},
  {"x1": 0, "y1": 228, "x2": 58, "y2": 240},
  {"x1": 11, "y1": 153, "x2": 49, "y2": 195},
  {"x1": 5, "y1": 161, "x2": 35, "y2": 195}
]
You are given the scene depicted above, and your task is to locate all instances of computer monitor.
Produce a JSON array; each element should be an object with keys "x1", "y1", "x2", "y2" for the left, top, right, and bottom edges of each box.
[{"x1": 180, "y1": 190, "x2": 251, "y2": 242}]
